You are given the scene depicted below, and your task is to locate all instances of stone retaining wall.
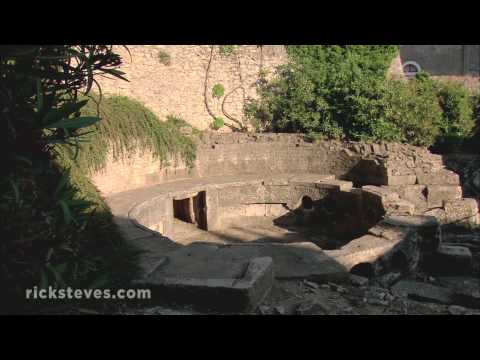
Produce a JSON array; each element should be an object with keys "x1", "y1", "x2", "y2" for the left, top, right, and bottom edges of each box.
[{"x1": 91, "y1": 133, "x2": 446, "y2": 196}]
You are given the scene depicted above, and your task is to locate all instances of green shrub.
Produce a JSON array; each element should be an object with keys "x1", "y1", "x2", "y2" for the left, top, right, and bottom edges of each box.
[
  {"x1": 212, "y1": 84, "x2": 225, "y2": 98},
  {"x1": 158, "y1": 50, "x2": 171, "y2": 66},
  {"x1": 247, "y1": 45, "x2": 478, "y2": 149},
  {"x1": 212, "y1": 117, "x2": 224, "y2": 130},
  {"x1": 463, "y1": 91, "x2": 480, "y2": 152},
  {"x1": 246, "y1": 46, "x2": 401, "y2": 141},
  {"x1": 384, "y1": 76, "x2": 443, "y2": 147},
  {"x1": 433, "y1": 81, "x2": 476, "y2": 152}
]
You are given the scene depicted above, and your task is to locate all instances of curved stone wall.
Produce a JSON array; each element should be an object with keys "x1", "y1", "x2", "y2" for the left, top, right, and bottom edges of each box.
[
  {"x1": 91, "y1": 133, "x2": 440, "y2": 196},
  {"x1": 100, "y1": 133, "x2": 480, "y2": 305}
]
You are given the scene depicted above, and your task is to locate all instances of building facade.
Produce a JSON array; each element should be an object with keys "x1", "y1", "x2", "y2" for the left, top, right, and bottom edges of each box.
[{"x1": 399, "y1": 45, "x2": 480, "y2": 78}]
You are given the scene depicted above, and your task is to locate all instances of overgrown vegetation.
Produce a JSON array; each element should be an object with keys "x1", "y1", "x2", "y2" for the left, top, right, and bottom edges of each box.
[
  {"x1": 0, "y1": 46, "x2": 197, "y2": 314},
  {"x1": 246, "y1": 45, "x2": 479, "y2": 151},
  {"x1": 57, "y1": 95, "x2": 197, "y2": 174},
  {"x1": 433, "y1": 81, "x2": 477, "y2": 152},
  {"x1": 0, "y1": 46, "x2": 133, "y2": 313}
]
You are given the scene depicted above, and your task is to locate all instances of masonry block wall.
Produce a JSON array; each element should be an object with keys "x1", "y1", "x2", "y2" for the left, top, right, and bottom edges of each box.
[{"x1": 96, "y1": 45, "x2": 288, "y2": 130}]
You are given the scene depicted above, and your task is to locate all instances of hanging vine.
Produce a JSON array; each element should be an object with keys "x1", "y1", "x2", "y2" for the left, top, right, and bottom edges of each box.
[{"x1": 203, "y1": 45, "x2": 254, "y2": 132}]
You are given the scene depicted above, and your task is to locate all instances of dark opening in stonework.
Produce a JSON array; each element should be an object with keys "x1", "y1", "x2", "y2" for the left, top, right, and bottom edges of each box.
[
  {"x1": 301, "y1": 195, "x2": 314, "y2": 210},
  {"x1": 173, "y1": 191, "x2": 208, "y2": 230},
  {"x1": 350, "y1": 262, "x2": 375, "y2": 278},
  {"x1": 173, "y1": 198, "x2": 193, "y2": 223}
]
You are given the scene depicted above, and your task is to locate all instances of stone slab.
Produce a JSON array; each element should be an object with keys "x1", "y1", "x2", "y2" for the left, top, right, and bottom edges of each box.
[
  {"x1": 392, "y1": 280, "x2": 454, "y2": 304},
  {"x1": 326, "y1": 233, "x2": 412, "y2": 275},
  {"x1": 150, "y1": 242, "x2": 348, "y2": 285},
  {"x1": 144, "y1": 254, "x2": 274, "y2": 313},
  {"x1": 382, "y1": 215, "x2": 440, "y2": 251}
]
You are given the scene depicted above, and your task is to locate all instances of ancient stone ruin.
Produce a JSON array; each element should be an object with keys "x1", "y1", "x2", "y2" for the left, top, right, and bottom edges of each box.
[{"x1": 92, "y1": 133, "x2": 480, "y2": 314}]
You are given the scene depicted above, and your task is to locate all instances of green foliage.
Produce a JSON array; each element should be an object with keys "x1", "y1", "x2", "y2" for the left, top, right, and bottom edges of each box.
[
  {"x1": 0, "y1": 46, "x2": 140, "y2": 313},
  {"x1": 212, "y1": 83, "x2": 225, "y2": 98},
  {"x1": 56, "y1": 95, "x2": 197, "y2": 175},
  {"x1": 434, "y1": 81, "x2": 476, "y2": 152},
  {"x1": 166, "y1": 115, "x2": 201, "y2": 136},
  {"x1": 219, "y1": 45, "x2": 237, "y2": 57},
  {"x1": 157, "y1": 49, "x2": 171, "y2": 66},
  {"x1": 212, "y1": 117, "x2": 224, "y2": 130},
  {"x1": 247, "y1": 45, "x2": 478, "y2": 149},
  {"x1": 383, "y1": 76, "x2": 443, "y2": 146},
  {"x1": 246, "y1": 45, "x2": 400, "y2": 141},
  {"x1": 304, "y1": 132, "x2": 326, "y2": 143}
]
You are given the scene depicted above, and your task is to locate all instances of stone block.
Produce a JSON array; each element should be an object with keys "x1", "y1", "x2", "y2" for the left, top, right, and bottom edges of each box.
[
  {"x1": 145, "y1": 255, "x2": 274, "y2": 313},
  {"x1": 416, "y1": 169, "x2": 460, "y2": 185},
  {"x1": 385, "y1": 199, "x2": 415, "y2": 216},
  {"x1": 392, "y1": 184, "x2": 427, "y2": 202},
  {"x1": 362, "y1": 185, "x2": 400, "y2": 202},
  {"x1": 385, "y1": 175, "x2": 417, "y2": 186},
  {"x1": 426, "y1": 185, "x2": 462, "y2": 208},
  {"x1": 424, "y1": 208, "x2": 448, "y2": 225},
  {"x1": 444, "y1": 198, "x2": 479, "y2": 227},
  {"x1": 327, "y1": 230, "x2": 418, "y2": 276}
]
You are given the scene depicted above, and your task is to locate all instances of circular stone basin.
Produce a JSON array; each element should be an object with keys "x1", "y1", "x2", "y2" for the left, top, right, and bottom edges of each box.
[{"x1": 128, "y1": 173, "x2": 435, "y2": 278}]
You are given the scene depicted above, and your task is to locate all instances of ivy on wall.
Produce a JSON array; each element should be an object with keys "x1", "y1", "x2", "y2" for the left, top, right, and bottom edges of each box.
[
  {"x1": 212, "y1": 84, "x2": 225, "y2": 98},
  {"x1": 203, "y1": 45, "x2": 255, "y2": 132}
]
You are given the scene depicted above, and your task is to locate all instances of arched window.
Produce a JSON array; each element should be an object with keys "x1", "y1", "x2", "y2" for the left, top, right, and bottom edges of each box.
[{"x1": 402, "y1": 61, "x2": 421, "y2": 77}]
